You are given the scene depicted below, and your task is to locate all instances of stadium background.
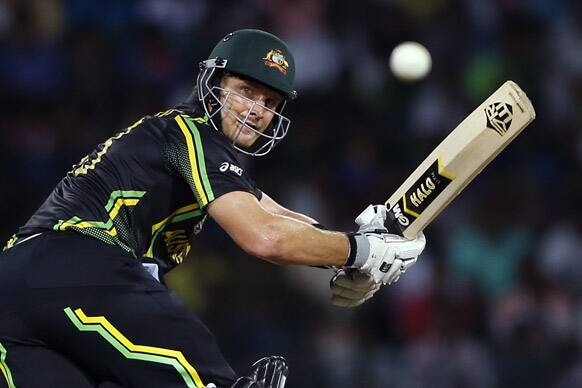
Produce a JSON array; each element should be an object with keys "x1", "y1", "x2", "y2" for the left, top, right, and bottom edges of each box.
[{"x1": 1, "y1": 0, "x2": 581, "y2": 387}]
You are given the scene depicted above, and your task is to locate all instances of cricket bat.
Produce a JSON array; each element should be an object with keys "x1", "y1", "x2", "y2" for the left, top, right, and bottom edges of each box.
[{"x1": 385, "y1": 80, "x2": 536, "y2": 239}]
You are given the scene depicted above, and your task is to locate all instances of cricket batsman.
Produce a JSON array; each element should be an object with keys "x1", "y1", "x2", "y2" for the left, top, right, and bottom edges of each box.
[{"x1": 0, "y1": 29, "x2": 425, "y2": 387}]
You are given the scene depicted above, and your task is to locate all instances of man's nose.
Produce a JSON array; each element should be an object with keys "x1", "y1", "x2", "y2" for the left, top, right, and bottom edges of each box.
[{"x1": 248, "y1": 100, "x2": 266, "y2": 118}]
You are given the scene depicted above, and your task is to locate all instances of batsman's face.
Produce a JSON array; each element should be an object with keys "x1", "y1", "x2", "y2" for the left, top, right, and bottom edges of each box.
[{"x1": 218, "y1": 75, "x2": 283, "y2": 148}]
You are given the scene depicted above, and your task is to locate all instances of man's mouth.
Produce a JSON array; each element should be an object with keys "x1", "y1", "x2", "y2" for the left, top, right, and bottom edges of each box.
[{"x1": 240, "y1": 122, "x2": 258, "y2": 135}]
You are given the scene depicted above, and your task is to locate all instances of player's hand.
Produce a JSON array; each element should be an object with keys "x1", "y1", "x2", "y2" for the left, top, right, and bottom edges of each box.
[
  {"x1": 347, "y1": 230, "x2": 426, "y2": 284},
  {"x1": 330, "y1": 269, "x2": 381, "y2": 307}
]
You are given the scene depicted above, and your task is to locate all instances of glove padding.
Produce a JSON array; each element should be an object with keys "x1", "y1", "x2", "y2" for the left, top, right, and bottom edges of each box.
[
  {"x1": 355, "y1": 231, "x2": 425, "y2": 284},
  {"x1": 330, "y1": 269, "x2": 381, "y2": 307},
  {"x1": 355, "y1": 204, "x2": 388, "y2": 232},
  {"x1": 349, "y1": 204, "x2": 426, "y2": 284}
]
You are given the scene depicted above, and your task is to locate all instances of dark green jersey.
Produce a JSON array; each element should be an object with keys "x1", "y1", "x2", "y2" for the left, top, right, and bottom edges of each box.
[{"x1": 6, "y1": 99, "x2": 261, "y2": 272}]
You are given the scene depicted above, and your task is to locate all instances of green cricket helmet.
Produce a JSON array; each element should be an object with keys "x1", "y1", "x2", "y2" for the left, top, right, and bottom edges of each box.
[{"x1": 197, "y1": 29, "x2": 297, "y2": 156}]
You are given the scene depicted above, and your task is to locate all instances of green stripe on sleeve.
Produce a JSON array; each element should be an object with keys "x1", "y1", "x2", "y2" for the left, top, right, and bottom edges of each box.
[{"x1": 183, "y1": 117, "x2": 215, "y2": 202}]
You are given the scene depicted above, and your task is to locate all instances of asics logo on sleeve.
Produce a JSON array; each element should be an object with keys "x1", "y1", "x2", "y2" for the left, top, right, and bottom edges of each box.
[{"x1": 219, "y1": 162, "x2": 243, "y2": 176}]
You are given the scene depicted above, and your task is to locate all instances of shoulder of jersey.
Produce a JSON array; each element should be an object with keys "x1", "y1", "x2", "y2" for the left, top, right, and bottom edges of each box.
[
  {"x1": 153, "y1": 109, "x2": 235, "y2": 150},
  {"x1": 151, "y1": 108, "x2": 208, "y2": 125},
  {"x1": 138, "y1": 109, "x2": 211, "y2": 136}
]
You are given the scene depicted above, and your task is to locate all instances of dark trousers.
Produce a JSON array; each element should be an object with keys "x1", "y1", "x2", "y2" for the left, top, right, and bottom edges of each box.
[{"x1": 0, "y1": 232, "x2": 235, "y2": 387}]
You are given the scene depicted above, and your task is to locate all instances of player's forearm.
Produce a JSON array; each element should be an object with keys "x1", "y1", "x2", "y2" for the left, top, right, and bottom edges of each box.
[
  {"x1": 275, "y1": 208, "x2": 318, "y2": 225},
  {"x1": 259, "y1": 192, "x2": 319, "y2": 225},
  {"x1": 254, "y1": 215, "x2": 349, "y2": 267}
]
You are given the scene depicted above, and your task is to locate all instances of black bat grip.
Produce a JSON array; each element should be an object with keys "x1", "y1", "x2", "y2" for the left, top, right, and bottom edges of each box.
[{"x1": 384, "y1": 207, "x2": 406, "y2": 236}]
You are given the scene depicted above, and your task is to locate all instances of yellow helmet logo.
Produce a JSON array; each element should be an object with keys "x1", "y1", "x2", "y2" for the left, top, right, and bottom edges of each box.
[{"x1": 263, "y1": 49, "x2": 289, "y2": 74}]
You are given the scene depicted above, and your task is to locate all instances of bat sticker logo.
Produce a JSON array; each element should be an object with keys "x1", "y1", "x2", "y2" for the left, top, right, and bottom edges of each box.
[
  {"x1": 392, "y1": 158, "x2": 455, "y2": 233},
  {"x1": 485, "y1": 102, "x2": 513, "y2": 136},
  {"x1": 391, "y1": 203, "x2": 410, "y2": 226}
]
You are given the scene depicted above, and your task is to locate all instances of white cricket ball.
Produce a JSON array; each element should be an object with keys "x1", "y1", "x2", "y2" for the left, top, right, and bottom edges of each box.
[{"x1": 389, "y1": 41, "x2": 432, "y2": 82}]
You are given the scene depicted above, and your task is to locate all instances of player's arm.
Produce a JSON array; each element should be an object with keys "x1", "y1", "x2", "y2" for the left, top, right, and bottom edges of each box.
[
  {"x1": 207, "y1": 192, "x2": 426, "y2": 286},
  {"x1": 259, "y1": 192, "x2": 319, "y2": 225},
  {"x1": 164, "y1": 114, "x2": 424, "y2": 280},
  {"x1": 207, "y1": 191, "x2": 347, "y2": 267}
]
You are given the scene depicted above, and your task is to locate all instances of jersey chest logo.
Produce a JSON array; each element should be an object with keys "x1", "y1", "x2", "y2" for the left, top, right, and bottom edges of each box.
[{"x1": 219, "y1": 162, "x2": 243, "y2": 176}]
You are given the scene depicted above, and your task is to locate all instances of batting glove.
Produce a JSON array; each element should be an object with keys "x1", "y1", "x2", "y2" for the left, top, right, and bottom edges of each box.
[{"x1": 330, "y1": 268, "x2": 381, "y2": 307}]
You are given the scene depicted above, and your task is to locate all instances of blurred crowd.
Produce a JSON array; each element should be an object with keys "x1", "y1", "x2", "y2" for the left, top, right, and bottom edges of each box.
[{"x1": 1, "y1": 0, "x2": 582, "y2": 387}]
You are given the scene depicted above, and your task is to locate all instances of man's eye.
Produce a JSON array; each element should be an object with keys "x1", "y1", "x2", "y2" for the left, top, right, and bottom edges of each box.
[{"x1": 241, "y1": 87, "x2": 252, "y2": 95}]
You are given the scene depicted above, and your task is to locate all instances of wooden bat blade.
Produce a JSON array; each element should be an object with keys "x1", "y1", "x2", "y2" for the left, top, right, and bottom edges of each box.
[{"x1": 385, "y1": 80, "x2": 536, "y2": 239}]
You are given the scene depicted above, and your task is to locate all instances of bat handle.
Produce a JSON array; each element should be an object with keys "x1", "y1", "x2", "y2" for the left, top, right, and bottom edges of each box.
[{"x1": 384, "y1": 207, "x2": 405, "y2": 236}]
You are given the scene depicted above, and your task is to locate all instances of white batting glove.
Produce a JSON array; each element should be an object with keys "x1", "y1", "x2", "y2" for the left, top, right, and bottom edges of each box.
[
  {"x1": 346, "y1": 205, "x2": 426, "y2": 284},
  {"x1": 348, "y1": 231, "x2": 425, "y2": 284},
  {"x1": 330, "y1": 269, "x2": 381, "y2": 307},
  {"x1": 355, "y1": 204, "x2": 388, "y2": 232}
]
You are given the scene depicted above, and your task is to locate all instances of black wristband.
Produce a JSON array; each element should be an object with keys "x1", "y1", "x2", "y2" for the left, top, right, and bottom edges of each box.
[{"x1": 345, "y1": 232, "x2": 358, "y2": 267}]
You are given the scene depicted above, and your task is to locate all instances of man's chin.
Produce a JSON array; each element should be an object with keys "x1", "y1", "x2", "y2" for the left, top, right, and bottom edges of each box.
[{"x1": 234, "y1": 137, "x2": 258, "y2": 149}]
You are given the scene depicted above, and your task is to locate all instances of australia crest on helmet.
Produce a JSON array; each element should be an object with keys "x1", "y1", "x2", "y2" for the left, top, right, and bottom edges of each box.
[{"x1": 263, "y1": 49, "x2": 289, "y2": 75}]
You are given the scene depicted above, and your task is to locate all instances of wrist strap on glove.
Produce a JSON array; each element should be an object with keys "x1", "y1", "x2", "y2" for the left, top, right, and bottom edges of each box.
[
  {"x1": 346, "y1": 232, "x2": 372, "y2": 268},
  {"x1": 346, "y1": 232, "x2": 357, "y2": 266}
]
